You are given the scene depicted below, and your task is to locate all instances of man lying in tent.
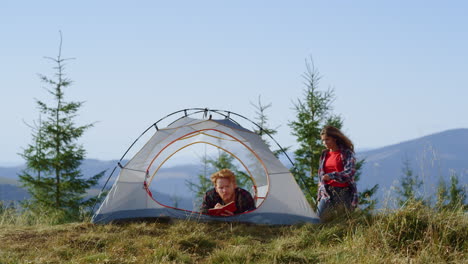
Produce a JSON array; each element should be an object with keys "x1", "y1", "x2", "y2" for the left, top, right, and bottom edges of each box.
[{"x1": 200, "y1": 169, "x2": 256, "y2": 216}]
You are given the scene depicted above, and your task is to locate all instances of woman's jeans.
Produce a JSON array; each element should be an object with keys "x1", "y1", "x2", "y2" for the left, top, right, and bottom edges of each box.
[{"x1": 317, "y1": 185, "x2": 353, "y2": 222}]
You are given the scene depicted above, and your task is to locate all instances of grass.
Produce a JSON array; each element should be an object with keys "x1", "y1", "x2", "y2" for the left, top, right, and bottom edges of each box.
[{"x1": 0, "y1": 203, "x2": 466, "y2": 263}]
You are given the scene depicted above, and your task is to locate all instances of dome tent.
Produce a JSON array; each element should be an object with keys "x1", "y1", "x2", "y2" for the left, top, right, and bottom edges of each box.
[{"x1": 92, "y1": 109, "x2": 318, "y2": 225}]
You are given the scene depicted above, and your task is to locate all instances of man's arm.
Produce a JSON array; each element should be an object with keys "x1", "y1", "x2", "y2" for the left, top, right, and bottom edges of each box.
[
  {"x1": 200, "y1": 190, "x2": 214, "y2": 213},
  {"x1": 238, "y1": 188, "x2": 256, "y2": 213}
]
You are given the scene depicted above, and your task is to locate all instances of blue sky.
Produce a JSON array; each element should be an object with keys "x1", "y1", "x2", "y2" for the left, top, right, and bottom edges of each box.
[{"x1": 1, "y1": 1, "x2": 467, "y2": 165}]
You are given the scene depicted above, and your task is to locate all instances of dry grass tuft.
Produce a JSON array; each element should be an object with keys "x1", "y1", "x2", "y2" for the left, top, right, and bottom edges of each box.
[{"x1": 0, "y1": 202, "x2": 466, "y2": 263}]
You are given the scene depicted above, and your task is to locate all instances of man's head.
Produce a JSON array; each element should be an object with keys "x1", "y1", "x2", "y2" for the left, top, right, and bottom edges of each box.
[{"x1": 211, "y1": 169, "x2": 237, "y2": 202}]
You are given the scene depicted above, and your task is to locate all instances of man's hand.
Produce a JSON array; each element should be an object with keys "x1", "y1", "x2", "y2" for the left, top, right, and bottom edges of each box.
[{"x1": 213, "y1": 203, "x2": 234, "y2": 216}]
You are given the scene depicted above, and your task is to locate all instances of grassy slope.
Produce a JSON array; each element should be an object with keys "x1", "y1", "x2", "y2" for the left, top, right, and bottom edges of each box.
[{"x1": 0, "y1": 205, "x2": 467, "y2": 264}]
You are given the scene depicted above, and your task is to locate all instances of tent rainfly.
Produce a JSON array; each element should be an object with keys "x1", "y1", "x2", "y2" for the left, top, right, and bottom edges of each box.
[{"x1": 92, "y1": 109, "x2": 319, "y2": 225}]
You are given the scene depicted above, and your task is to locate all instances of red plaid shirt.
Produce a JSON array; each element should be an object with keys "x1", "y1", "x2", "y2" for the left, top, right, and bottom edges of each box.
[{"x1": 317, "y1": 148, "x2": 358, "y2": 208}]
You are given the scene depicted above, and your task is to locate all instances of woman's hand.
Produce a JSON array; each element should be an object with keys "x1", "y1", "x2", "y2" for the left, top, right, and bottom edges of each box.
[
  {"x1": 214, "y1": 203, "x2": 223, "y2": 209},
  {"x1": 323, "y1": 174, "x2": 330, "y2": 181}
]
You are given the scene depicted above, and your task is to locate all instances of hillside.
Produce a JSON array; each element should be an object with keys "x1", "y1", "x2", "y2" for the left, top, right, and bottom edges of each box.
[
  {"x1": 0, "y1": 130, "x2": 467, "y2": 263},
  {"x1": 0, "y1": 203, "x2": 466, "y2": 263}
]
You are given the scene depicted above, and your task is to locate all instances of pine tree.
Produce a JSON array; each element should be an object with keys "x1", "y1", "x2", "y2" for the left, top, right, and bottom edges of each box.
[
  {"x1": 396, "y1": 158, "x2": 423, "y2": 207},
  {"x1": 355, "y1": 159, "x2": 379, "y2": 211},
  {"x1": 447, "y1": 173, "x2": 466, "y2": 210},
  {"x1": 19, "y1": 33, "x2": 104, "y2": 220},
  {"x1": 206, "y1": 152, "x2": 252, "y2": 190},
  {"x1": 289, "y1": 58, "x2": 378, "y2": 209},
  {"x1": 185, "y1": 153, "x2": 214, "y2": 206},
  {"x1": 288, "y1": 60, "x2": 336, "y2": 206},
  {"x1": 435, "y1": 176, "x2": 448, "y2": 211},
  {"x1": 186, "y1": 150, "x2": 253, "y2": 207},
  {"x1": 21, "y1": 114, "x2": 48, "y2": 181},
  {"x1": 435, "y1": 173, "x2": 466, "y2": 211},
  {"x1": 251, "y1": 96, "x2": 289, "y2": 157}
]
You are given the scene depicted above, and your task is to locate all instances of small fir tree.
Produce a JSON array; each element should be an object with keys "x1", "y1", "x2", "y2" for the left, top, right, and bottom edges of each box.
[
  {"x1": 251, "y1": 95, "x2": 290, "y2": 157},
  {"x1": 435, "y1": 176, "x2": 449, "y2": 210},
  {"x1": 289, "y1": 57, "x2": 378, "y2": 209},
  {"x1": 288, "y1": 59, "x2": 338, "y2": 206},
  {"x1": 186, "y1": 150, "x2": 253, "y2": 207},
  {"x1": 355, "y1": 159, "x2": 379, "y2": 211},
  {"x1": 447, "y1": 173, "x2": 466, "y2": 210},
  {"x1": 19, "y1": 33, "x2": 104, "y2": 220},
  {"x1": 435, "y1": 173, "x2": 466, "y2": 211},
  {"x1": 396, "y1": 158, "x2": 423, "y2": 206},
  {"x1": 186, "y1": 152, "x2": 219, "y2": 206}
]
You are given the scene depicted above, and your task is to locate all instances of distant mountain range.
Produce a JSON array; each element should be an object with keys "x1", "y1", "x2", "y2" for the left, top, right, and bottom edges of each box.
[
  {"x1": 357, "y1": 128, "x2": 468, "y2": 205},
  {"x1": 0, "y1": 159, "x2": 120, "y2": 202},
  {"x1": 1, "y1": 129, "x2": 467, "y2": 208}
]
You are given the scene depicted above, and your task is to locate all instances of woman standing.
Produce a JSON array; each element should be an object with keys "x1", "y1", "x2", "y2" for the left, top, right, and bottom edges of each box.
[{"x1": 317, "y1": 126, "x2": 358, "y2": 222}]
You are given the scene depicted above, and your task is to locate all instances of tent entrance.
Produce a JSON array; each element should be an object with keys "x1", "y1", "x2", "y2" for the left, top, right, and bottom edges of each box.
[{"x1": 145, "y1": 129, "x2": 269, "y2": 213}]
